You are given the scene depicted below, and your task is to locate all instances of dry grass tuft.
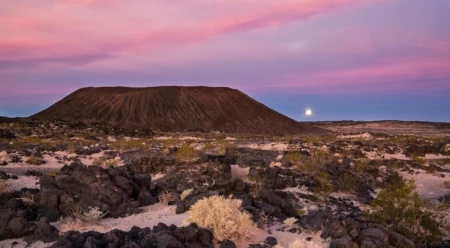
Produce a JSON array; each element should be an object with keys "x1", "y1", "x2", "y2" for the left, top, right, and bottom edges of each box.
[
  {"x1": 158, "y1": 190, "x2": 178, "y2": 204},
  {"x1": 443, "y1": 180, "x2": 450, "y2": 189},
  {"x1": 0, "y1": 180, "x2": 9, "y2": 193},
  {"x1": 184, "y1": 195, "x2": 257, "y2": 242},
  {"x1": 283, "y1": 217, "x2": 297, "y2": 227},
  {"x1": 63, "y1": 206, "x2": 107, "y2": 229},
  {"x1": 25, "y1": 156, "x2": 46, "y2": 165}
]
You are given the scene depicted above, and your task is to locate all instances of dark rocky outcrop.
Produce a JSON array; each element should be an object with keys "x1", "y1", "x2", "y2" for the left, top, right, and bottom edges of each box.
[
  {"x1": 0, "y1": 189, "x2": 58, "y2": 242},
  {"x1": 35, "y1": 162, "x2": 157, "y2": 221},
  {"x1": 49, "y1": 223, "x2": 213, "y2": 248}
]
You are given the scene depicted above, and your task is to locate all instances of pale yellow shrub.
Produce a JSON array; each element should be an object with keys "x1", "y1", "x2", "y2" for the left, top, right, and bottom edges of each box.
[
  {"x1": 184, "y1": 195, "x2": 257, "y2": 242},
  {"x1": 283, "y1": 217, "x2": 297, "y2": 227}
]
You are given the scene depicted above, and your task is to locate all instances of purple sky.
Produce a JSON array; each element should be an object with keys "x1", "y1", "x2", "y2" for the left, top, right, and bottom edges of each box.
[{"x1": 1, "y1": 0, "x2": 450, "y2": 121}]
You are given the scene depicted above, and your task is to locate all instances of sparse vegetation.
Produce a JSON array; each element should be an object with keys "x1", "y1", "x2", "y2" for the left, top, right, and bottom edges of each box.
[
  {"x1": 443, "y1": 180, "x2": 450, "y2": 189},
  {"x1": 184, "y1": 195, "x2": 257, "y2": 242},
  {"x1": 111, "y1": 139, "x2": 147, "y2": 151},
  {"x1": 64, "y1": 206, "x2": 107, "y2": 227},
  {"x1": 174, "y1": 143, "x2": 198, "y2": 162},
  {"x1": 25, "y1": 156, "x2": 46, "y2": 165},
  {"x1": 158, "y1": 190, "x2": 178, "y2": 204},
  {"x1": 0, "y1": 180, "x2": 9, "y2": 193},
  {"x1": 336, "y1": 173, "x2": 356, "y2": 192},
  {"x1": 367, "y1": 178, "x2": 450, "y2": 245},
  {"x1": 283, "y1": 217, "x2": 296, "y2": 227}
]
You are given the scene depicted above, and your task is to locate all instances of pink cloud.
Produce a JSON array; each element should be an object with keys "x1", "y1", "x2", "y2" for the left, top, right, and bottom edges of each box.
[{"x1": 0, "y1": 0, "x2": 379, "y2": 66}]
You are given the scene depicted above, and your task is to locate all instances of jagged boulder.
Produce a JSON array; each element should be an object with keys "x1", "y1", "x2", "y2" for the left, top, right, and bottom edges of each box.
[{"x1": 35, "y1": 162, "x2": 156, "y2": 221}]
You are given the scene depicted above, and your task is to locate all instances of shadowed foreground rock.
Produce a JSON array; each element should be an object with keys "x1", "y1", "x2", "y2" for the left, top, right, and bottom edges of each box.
[
  {"x1": 50, "y1": 223, "x2": 214, "y2": 248},
  {"x1": 36, "y1": 162, "x2": 157, "y2": 221}
]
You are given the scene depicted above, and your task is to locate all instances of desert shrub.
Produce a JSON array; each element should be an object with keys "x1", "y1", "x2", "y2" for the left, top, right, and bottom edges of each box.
[
  {"x1": 411, "y1": 155, "x2": 426, "y2": 166},
  {"x1": 175, "y1": 143, "x2": 198, "y2": 162},
  {"x1": 92, "y1": 157, "x2": 107, "y2": 166},
  {"x1": 283, "y1": 217, "x2": 297, "y2": 227},
  {"x1": 336, "y1": 173, "x2": 356, "y2": 192},
  {"x1": 367, "y1": 178, "x2": 450, "y2": 245},
  {"x1": 158, "y1": 190, "x2": 178, "y2": 204},
  {"x1": 184, "y1": 195, "x2": 257, "y2": 242},
  {"x1": 297, "y1": 149, "x2": 333, "y2": 174},
  {"x1": 0, "y1": 180, "x2": 9, "y2": 193},
  {"x1": 65, "y1": 206, "x2": 107, "y2": 227},
  {"x1": 353, "y1": 159, "x2": 371, "y2": 174},
  {"x1": 284, "y1": 151, "x2": 302, "y2": 164},
  {"x1": 443, "y1": 180, "x2": 450, "y2": 189},
  {"x1": 47, "y1": 169, "x2": 58, "y2": 177},
  {"x1": 26, "y1": 156, "x2": 46, "y2": 165},
  {"x1": 315, "y1": 172, "x2": 335, "y2": 199},
  {"x1": 180, "y1": 188, "x2": 193, "y2": 200},
  {"x1": 104, "y1": 158, "x2": 119, "y2": 168},
  {"x1": 112, "y1": 139, "x2": 147, "y2": 151}
]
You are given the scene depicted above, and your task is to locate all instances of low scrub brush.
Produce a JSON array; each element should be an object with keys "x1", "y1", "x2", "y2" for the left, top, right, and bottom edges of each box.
[{"x1": 184, "y1": 195, "x2": 257, "y2": 242}]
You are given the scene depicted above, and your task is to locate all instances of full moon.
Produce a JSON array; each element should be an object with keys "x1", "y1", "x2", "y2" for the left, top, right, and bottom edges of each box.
[{"x1": 305, "y1": 109, "x2": 312, "y2": 116}]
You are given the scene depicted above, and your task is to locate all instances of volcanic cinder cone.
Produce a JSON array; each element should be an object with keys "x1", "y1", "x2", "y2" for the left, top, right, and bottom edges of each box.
[{"x1": 32, "y1": 86, "x2": 324, "y2": 135}]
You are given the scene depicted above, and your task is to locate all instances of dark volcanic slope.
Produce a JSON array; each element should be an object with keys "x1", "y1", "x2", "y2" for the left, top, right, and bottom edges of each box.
[{"x1": 32, "y1": 86, "x2": 323, "y2": 134}]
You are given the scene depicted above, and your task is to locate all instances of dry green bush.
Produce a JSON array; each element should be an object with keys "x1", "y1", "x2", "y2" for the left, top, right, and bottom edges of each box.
[
  {"x1": 26, "y1": 156, "x2": 46, "y2": 165},
  {"x1": 158, "y1": 190, "x2": 178, "y2": 204},
  {"x1": 174, "y1": 143, "x2": 198, "y2": 162},
  {"x1": 315, "y1": 172, "x2": 335, "y2": 199},
  {"x1": 367, "y1": 179, "x2": 450, "y2": 245},
  {"x1": 184, "y1": 195, "x2": 257, "y2": 242},
  {"x1": 336, "y1": 173, "x2": 356, "y2": 192},
  {"x1": 112, "y1": 139, "x2": 147, "y2": 151},
  {"x1": 443, "y1": 180, "x2": 450, "y2": 189},
  {"x1": 0, "y1": 180, "x2": 9, "y2": 193},
  {"x1": 283, "y1": 151, "x2": 302, "y2": 164}
]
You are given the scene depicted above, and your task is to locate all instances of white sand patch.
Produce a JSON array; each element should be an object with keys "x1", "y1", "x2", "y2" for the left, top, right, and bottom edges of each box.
[
  {"x1": 276, "y1": 155, "x2": 283, "y2": 161},
  {"x1": 231, "y1": 165, "x2": 249, "y2": 180},
  {"x1": 242, "y1": 142, "x2": 288, "y2": 151},
  {"x1": 52, "y1": 203, "x2": 186, "y2": 234},
  {"x1": 6, "y1": 176, "x2": 40, "y2": 191},
  {"x1": 3, "y1": 154, "x2": 65, "y2": 170},
  {"x1": 180, "y1": 136, "x2": 204, "y2": 141},
  {"x1": 154, "y1": 136, "x2": 172, "y2": 140},
  {"x1": 225, "y1": 137, "x2": 236, "y2": 141},
  {"x1": 338, "y1": 132, "x2": 372, "y2": 140},
  {"x1": 107, "y1": 136, "x2": 117, "y2": 142},
  {"x1": 0, "y1": 239, "x2": 52, "y2": 248},
  {"x1": 400, "y1": 170, "x2": 450, "y2": 199},
  {"x1": 424, "y1": 154, "x2": 450, "y2": 160}
]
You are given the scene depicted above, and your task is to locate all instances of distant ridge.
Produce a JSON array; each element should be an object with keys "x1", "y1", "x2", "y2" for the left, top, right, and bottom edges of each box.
[{"x1": 32, "y1": 86, "x2": 325, "y2": 135}]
